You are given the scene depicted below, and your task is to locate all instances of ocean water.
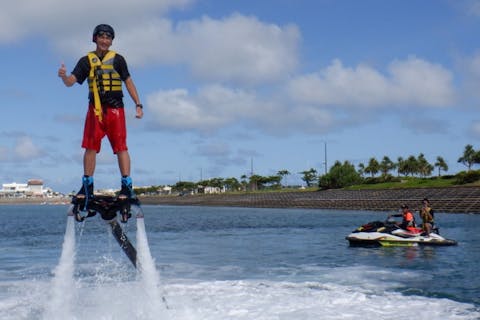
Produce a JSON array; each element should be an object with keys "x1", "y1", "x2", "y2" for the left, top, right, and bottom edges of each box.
[{"x1": 0, "y1": 204, "x2": 479, "y2": 320}]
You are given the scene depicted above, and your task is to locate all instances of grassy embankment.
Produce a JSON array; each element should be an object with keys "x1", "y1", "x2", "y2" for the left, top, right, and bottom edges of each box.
[
  {"x1": 217, "y1": 176, "x2": 480, "y2": 195},
  {"x1": 344, "y1": 176, "x2": 480, "y2": 190}
]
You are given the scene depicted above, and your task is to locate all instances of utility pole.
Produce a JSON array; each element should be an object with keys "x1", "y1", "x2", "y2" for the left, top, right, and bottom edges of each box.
[
  {"x1": 250, "y1": 157, "x2": 257, "y2": 191},
  {"x1": 250, "y1": 157, "x2": 254, "y2": 177},
  {"x1": 324, "y1": 141, "x2": 328, "y2": 175}
]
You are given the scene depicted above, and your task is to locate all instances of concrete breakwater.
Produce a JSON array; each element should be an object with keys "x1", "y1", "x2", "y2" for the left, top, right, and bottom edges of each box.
[
  {"x1": 140, "y1": 186, "x2": 480, "y2": 214},
  {"x1": 2, "y1": 186, "x2": 479, "y2": 213}
]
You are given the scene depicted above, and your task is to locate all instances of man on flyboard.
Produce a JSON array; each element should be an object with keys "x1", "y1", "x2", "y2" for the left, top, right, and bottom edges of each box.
[{"x1": 58, "y1": 24, "x2": 143, "y2": 222}]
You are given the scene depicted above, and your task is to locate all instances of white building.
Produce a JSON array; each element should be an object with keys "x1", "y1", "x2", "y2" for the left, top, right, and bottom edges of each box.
[
  {"x1": 198, "y1": 185, "x2": 226, "y2": 194},
  {"x1": 0, "y1": 179, "x2": 45, "y2": 197},
  {"x1": 160, "y1": 186, "x2": 172, "y2": 195}
]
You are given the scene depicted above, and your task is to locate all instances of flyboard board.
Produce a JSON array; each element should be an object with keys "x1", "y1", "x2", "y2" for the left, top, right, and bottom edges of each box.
[{"x1": 68, "y1": 195, "x2": 143, "y2": 268}]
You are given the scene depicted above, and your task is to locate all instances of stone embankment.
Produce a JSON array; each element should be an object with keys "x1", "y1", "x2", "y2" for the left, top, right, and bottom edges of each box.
[
  {"x1": 2, "y1": 186, "x2": 479, "y2": 213},
  {"x1": 140, "y1": 186, "x2": 480, "y2": 214}
]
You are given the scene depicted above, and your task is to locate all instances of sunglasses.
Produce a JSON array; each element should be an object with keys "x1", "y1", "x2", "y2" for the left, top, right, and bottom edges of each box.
[{"x1": 97, "y1": 31, "x2": 113, "y2": 39}]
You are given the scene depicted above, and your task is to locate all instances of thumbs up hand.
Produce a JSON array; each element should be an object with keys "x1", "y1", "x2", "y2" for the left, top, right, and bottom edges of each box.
[
  {"x1": 58, "y1": 62, "x2": 76, "y2": 87},
  {"x1": 58, "y1": 62, "x2": 67, "y2": 78}
]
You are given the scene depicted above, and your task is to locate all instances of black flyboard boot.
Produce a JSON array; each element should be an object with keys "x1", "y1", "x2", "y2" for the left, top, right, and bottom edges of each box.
[
  {"x1": 118, "y1": 176, "x2": 136, "y2": 223},
  {"x1": 71, "y1": 176, "x2": 95, "y2": 222}
]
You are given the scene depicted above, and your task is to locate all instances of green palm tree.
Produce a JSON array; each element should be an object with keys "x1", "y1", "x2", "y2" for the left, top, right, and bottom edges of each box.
[
  {"x1": 365, "y1": 157, "x2": 380, "y2": 177},
  {"x1": 434, "y1": 156, "x2": 448, "y2": 177},
  {"x1": 380, "y1": 156, "x2": 395, "y2": 177},
  {"x1": 458, "y1": 144, "x2": 478, "y2": 171},
  {"x1": 277, "y1": 170, "x2": 291, "y2": 187}
]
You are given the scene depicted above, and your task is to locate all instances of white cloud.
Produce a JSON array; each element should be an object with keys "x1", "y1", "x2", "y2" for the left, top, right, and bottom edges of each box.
[
  {"x1": 14, "y1": 136, "x2": 43, "y2": 160},
  {"x1": 118, "y1": 14, "x2": 300, "y2": 84},
  {"x1": 287, "y1": 56, "x2": 455, "y2": 108},
  {"x1": 174, "y1": 14, "x2": 300, "y2": 83},
  {"x1": 145, "y1": 57, "x2": 457, "y2": 136},
  {"x1": 2, "y1": 2, "x2": 299, "y2": 85},
  {"x1": 147, "y1": 88, "x2": 223, "y2": 132},
  {"x1": 146, "y1": 85, "x2": 259, "y2": 133},
  {"x1": 0, "y1": 0, "x2": 192, "y2": 43},
  {"x1": 146, "y1": 84, "x2": 335, "y2": 135}
]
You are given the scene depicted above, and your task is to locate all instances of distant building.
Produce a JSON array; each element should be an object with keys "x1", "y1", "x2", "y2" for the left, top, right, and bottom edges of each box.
[
  {"x1": 1, "y1": 182, "x2": 28, "y2": 197},
  {"x1": 96, "y1": 188, "x2": 117, "y2": 196},
  {"x1": 160, "y1": 186, "x2": 172, "y2": 195},
  {"x1": 27, "y1": 179, "x2": 44, "y2": 196},
  {"x1": 0, "y1": 179, "x2": 46, "y2": 197},
  {"x1": 197, "y1": 185, "x2": 226, "y2": 194}
]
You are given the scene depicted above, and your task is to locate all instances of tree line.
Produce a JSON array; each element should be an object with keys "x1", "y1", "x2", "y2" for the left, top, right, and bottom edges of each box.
[{"x1": 318, "y1": 144, "x2": 480, "y2": 189}]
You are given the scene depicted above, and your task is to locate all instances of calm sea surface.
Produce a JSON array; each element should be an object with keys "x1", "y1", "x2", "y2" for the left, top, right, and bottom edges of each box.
[{"x1": 0, "y1": 204, "x2": 479, "y2": 319}]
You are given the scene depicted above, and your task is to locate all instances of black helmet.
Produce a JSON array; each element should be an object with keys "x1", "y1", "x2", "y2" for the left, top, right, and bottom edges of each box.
[{"x1": 92, "y1": 24, "x2": 115, "y2": 42}]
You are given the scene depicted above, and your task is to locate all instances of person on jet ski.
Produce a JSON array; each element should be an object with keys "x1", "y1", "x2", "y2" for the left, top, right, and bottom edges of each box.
[
  {"x1": 390, "y1": 204, "x2": 417, "y2": 232},
  {"x1": 419, "y1": 198, "x2": 435, "y2": 235}
]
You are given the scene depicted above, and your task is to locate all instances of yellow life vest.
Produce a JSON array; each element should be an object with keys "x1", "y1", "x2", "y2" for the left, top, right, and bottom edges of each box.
[
  {"x1": 87, "y1": 51, "x2": 122, "y2": 122},
  {"x1": 421, "y1": 207, "x2": 434, "y2": 224}
]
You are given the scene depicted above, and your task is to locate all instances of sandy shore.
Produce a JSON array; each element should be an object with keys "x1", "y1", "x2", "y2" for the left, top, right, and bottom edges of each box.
[{"x1": 0, "y1": 197, "x2": 70, "y2": 205}]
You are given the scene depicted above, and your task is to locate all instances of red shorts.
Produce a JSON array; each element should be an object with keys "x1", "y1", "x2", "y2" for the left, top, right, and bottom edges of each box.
[{"x1": 82, "y1": 104, "x2": 128, "y2": 154}]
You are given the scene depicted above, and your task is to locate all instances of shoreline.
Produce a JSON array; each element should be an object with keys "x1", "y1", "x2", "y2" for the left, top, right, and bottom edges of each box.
[
  {"x1": 0, "y1": 197, "x2": 70, "y2": 205},
  {"x1": 3, "y1": 186, "x2": 480, "y2": 213}
]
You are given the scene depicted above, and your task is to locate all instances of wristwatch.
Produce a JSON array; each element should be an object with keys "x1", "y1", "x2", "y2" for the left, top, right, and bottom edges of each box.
[{"x1": 136, "y1": 104, "x2": 143, "y2": 109}]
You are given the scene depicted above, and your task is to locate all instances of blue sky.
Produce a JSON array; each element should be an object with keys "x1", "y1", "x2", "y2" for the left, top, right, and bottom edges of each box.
[{"x1": 2, "y1": 0, "x2": 480, "y2": 193}]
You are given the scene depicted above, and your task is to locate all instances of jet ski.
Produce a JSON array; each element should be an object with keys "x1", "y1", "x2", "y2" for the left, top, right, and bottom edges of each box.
[{"x1": 346, "y1": 216, "x2": 457, "y2": 247}]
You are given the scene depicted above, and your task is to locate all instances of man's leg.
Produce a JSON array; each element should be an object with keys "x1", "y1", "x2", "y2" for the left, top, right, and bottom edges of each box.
[
  {"x1": 84, "y1": 149, "x2": 97, "y2": 176},
  {"x1": 117, "y1": 150, "x2": 130, "y2": 176},
  {"x1": 76, "y1": 104, "x2": 101, "y2": 212},
  {"x1": 425, "y1": 223, "x2": 431, "y2": 236}
]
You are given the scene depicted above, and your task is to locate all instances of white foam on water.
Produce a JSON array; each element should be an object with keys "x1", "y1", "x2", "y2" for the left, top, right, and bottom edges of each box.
[
  {"x1": 43, "y1": 214, "x2": 76, "y2": 320},
  {"x1": 162, "y1": 275, "x2": 480, "y2": 320},
  {"x1": 1, "y1": 265, "x2": 479, "y2": 320},
  {"x1": 136, "y1": 215, "x2": 168, "y2": 318},
  {"x1": 0, "y1": 280, "x2": 49, "y2": 320}
]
